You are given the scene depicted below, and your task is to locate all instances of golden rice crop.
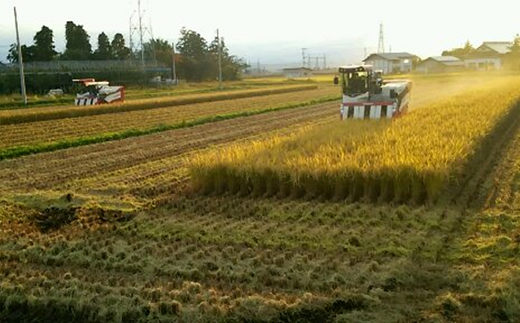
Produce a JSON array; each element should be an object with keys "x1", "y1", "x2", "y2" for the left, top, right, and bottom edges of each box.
[{"x1": 189, "y1": 78, "x2": 520, "y2": 204}]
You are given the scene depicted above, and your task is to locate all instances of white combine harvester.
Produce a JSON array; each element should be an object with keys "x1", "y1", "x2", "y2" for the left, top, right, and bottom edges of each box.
[
  {"x1": 335, "y1": 65, "x2": 412, "y2": 119},
  {"x1": 73, "y1": 78, "x2": 125, "y2": 106}
]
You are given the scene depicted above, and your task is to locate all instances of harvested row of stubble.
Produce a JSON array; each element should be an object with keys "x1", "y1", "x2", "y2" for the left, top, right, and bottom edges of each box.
[
  {"x1": 0, "y1": 194, "x2": 439, "y2": 322},
  {"x1": 0, "y1": 102, "x2": 338, "y2": 193},
  {"x1": 0, "y1": 87, "x2": 337, "y2": 150},
  {"x1": 0, "y1": 84, "x2": 318, "y2": 125},
  {"x1": 189, "y1": 78, "x2": 520, "y2": 204}
]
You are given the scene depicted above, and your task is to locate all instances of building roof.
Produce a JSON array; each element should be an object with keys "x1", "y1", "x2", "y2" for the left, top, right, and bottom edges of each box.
[
  {"x1": 363, "y1": 52, "x2": 416, "y2": 62},
  {"x1": 429, "y1": 56, "x2": 461, "y2": 62},
  {"x1": 420, "y1": 56, "x2": 464, "y2": 66},
  {"x1": 282, "y1": 67, "x2": 313, "y2": 71},
  {"x1": 477, "y1": 41, "x2": 511, "y2": 54}
]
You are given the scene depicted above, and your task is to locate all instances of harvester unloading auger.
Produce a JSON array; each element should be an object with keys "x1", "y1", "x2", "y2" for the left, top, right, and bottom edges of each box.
[{"x1": 335, "y1": 65, "x2": 412, "y2": 119}]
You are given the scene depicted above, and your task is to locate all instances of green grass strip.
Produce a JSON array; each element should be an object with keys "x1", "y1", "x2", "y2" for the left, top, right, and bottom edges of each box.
[{"x1": 0, "y1": 95, "x2": 339, "y2": 161}]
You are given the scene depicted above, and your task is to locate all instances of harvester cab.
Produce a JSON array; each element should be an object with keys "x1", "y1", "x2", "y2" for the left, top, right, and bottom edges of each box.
[
  {"x1": 73, "y1": 78, "x2": 125, "y2": 106},
  {"x1": 337, "y1": 65, "x2": 412, "y2": 120}
]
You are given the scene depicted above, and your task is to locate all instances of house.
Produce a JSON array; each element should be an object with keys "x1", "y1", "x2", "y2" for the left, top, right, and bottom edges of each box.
[
  {"x1": 416, "y1": 56, "x2": 465, "y2": 73},
  {"x1": 464, "y1": 41, "x2": 511, "y2": 70},
  {"x1": 282, "y1": 67, "x2": 313, "y2": 78},
  {"x1": 363, "y1": 52, "x2": 416, "y2": 74}
]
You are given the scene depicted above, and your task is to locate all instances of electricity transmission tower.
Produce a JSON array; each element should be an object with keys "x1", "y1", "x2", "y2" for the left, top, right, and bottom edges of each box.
[
  {"x1": 306, "y1": 53, "x2": 327, "y2": 70},
  {"x1": 378, "y1": 23, "x2": 385, "y2": 54},
  {"x1": 129, "y1": 0, "x2": 153, "y2": 67}
]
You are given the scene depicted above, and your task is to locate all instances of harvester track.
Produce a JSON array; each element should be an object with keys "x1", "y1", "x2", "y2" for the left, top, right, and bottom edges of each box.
[
  {"x1": 449, "y1": 102, "x2": 520, "y2": 209},
  {"x1": 432, "y1": 100, "x2": 520, "y2": 262}
]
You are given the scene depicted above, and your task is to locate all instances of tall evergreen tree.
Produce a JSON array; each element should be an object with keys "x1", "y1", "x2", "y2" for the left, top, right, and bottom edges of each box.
[
  {"x1": 62, "y1": 21, "x2": 92, "y2": 60},
  {"x1": 31, "y1": 26, "x2": 57, "y2": 61},
  {"x1": 93, "y1": 32, "x2": 113, "y2": 60},
  {"x1": 111, "y1": 33, "x2": 131, "y2": 60}
]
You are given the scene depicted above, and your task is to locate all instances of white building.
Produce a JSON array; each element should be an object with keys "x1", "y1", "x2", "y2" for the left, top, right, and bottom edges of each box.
[
  {"x1": 282, "y1": 67, "x2": 313, "y2": 78},
  {"x1": 363, "y1": 52, "x2": 416, "y2": 74},
  {"x1": 464, "y1": 41, "x2": 511, "y2": 70},
  {"x1": 416, "y1": 56, "x2": 465, "y2": 73}
]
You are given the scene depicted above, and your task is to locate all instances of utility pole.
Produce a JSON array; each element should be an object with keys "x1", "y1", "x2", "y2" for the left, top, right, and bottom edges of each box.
[
  {"x1": 301, "y1": 48, "x2": 307, "y2": 68},
  {"x1": 323, "y1": 54, "x2": 327, "y2": 69},
  {"x1": 217, "y1": 29, "x2": 223, "y2": 89},
  {"x1": 13, "y1": 7, "x2": 27, "y2": 105},
  {"x1": 171, "y1": 41, "x2": 177, "y2": 85},
  {"x1": 138, "y1": 0, "x2": 145, "y2": 68},
  {"x1": 129, "y1": 16, "x2": 133, "y2": 55}
]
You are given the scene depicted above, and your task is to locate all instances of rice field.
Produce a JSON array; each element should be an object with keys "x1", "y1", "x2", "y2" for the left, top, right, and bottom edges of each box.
[
  {"x1": 1, "y1": 73, "x2": 520, "y2": 322},
  {"x1": 0, "y1": 86, "x2": 337, "y2": 152},
  {"x1": 189, "y1": 77, "x2": 520, "y2": 204},
  {"x1": 0, "y1": 84, "x2": 318, "y2": 125}
]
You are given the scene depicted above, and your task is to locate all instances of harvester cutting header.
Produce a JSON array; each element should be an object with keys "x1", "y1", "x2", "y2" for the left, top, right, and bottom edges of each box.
[
  {"x1": 336, "y1": 65, "x2": 412, "y2": 120},
  {"x1": 73, "y1": 78, "x2": 125, "y2": 106}
]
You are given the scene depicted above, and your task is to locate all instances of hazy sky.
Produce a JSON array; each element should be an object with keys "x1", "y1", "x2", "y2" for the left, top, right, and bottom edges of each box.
[{"x1": 0, "y1": 0, "x2": 519, "y2": 68}]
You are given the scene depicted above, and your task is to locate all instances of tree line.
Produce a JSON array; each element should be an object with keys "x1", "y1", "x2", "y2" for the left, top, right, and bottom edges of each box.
[{"x1": 7, "y1": 22, "x2": 246, "y2": 81}]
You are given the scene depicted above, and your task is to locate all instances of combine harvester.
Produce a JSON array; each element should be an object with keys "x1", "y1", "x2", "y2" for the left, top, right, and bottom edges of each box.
[
  {"x1": 73, "y1": 78, "x2": 125, "y2": 106},
  {"x1": 335, "y1": 65, "x2": 412, "y2": 119}
]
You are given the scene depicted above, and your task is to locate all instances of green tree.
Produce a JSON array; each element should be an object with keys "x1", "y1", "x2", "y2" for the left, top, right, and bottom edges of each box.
[
  {"x1": 175, "y1": 27, "x2": 245, "y2": 82},
  {"x1": 176, "y1": 28, "x2": 208, "y2": 59},
  {"x1": 144, "y1": 38, "x2": 173, "y2": 66},
  {"x1": 31, "y1": 26, "x2": 57, "y2": 61},
  {"x1": 208, "y1": 36, "x2": 245, "y2": 81},
  {"x1": 509, "y1": 35, "x2": 520, "y2": 54},
  {"x1": 7, "y1": 43, "x2": 33, "y2": 63},
  {"x1": 62, "y1": 21, "x2": 92, "y2": 60},
  {"x1": 442, "y1": 41, "x2": 474, "y2": 59},
  {"x1": 504, "y1": 35, "x2": 520, "y2": 70},
  {"x1": 111, "y1": 33, "x2": 131, "y2": 60},
  {"x1": 208, "y1": 36, "x2": 229, "y2": 57},
  {"x1": 175, "y1": 28, "x2": 211, "y2": 81},
  {"x1": 93, "y1": 32, "x2": 113, "y2": 60}
]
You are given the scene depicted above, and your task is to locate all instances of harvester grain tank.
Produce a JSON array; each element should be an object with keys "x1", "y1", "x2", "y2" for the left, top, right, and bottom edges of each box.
[{"x1": 335, "y1": 65, "x2": 412, "y2": 119}]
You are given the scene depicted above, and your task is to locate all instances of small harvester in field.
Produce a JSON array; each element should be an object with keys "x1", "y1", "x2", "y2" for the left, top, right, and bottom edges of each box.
[
  {"x1": 335, "y1": 65, "x2": 412, "y2": 119},
  {"x1": 73, "y1": 78, "x2": 125, "y2": 106}
]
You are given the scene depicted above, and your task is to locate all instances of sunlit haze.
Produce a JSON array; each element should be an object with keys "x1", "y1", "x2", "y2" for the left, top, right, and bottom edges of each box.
[{"x1": 0, "y1": 0, "x2": 519, "y2": 68}]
